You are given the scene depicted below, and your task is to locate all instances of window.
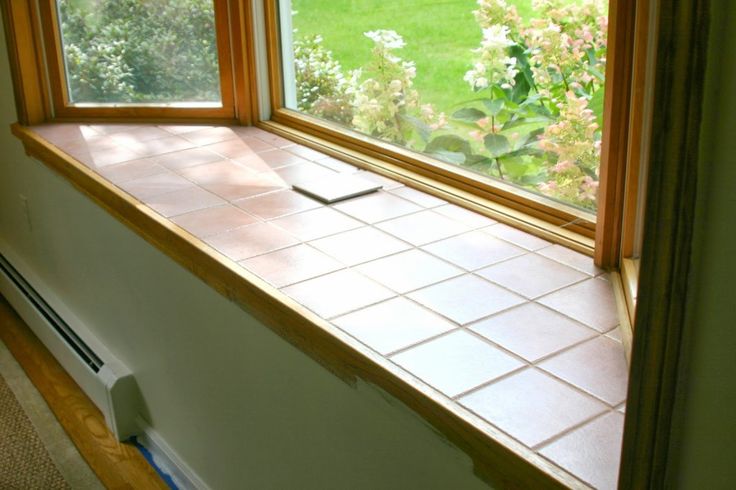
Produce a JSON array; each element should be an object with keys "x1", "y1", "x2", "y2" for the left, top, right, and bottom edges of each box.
[{"x1": 37, "y1": 0, "x2": 242, "y2": 120}]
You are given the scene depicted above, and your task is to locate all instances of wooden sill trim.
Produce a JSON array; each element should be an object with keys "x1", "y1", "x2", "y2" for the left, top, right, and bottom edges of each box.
[{"x1": 11, "y1": 122, "x2": 590, "y2": 489}]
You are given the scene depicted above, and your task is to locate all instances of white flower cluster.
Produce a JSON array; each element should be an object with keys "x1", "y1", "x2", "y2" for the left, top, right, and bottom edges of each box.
[{"x1": 464, "y1": 25, "x2": 518, "y2": 91}]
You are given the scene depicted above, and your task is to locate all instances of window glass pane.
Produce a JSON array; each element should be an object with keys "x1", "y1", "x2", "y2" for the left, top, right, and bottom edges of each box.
[
  {"x1": 281, "y1": 0, "x2": 608, "y2": 211},
  {"x1": 57, "y1": 0, "x2": 222, "y2": 105}
]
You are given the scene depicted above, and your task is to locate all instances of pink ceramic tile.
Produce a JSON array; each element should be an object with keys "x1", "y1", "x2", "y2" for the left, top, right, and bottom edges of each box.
[
  {"x1": 539, "y1": 412, "x2": 625, "y2": 490},
  {"x1": 33, "y1": 124, "x2": 100, "y2": 145},
  {"x1": 355, "y1": 249, "x2": 463, "y2": 294},
  {"x1": 286, "y1": 144, "x2": 326, "y2": 161},
  {"x1": 97, "y1": 158, "x2": 167, "y2": 184},
  {"x1": 477, "y1": 253, "x2": 588, "y2": 298},
  {"x1": 314, "y1": 156, "x2": 358, "y2": 173},
  {"x1": 282, "y1": 270, "x2": 394, "y2": 318},
  {"x1": 146, "y1": 187, "x2": 226, "y2": 217},
  {"x1": 423, "y1": 231, "x2": 525, "y2": 270},
  {"x1": 333, "y1": 192, "x2": 422, "y2": 224},
  {"x1": 433, "y1": 204, "x2": 497, "y2": 228},
  {"x1": 470, "y1": 303, "x2": 596, "y2": 362},
  {"x1": 88, "y1": 124, "x2": 144, "y2": 134},
  {"x1": 309, "y1": 227, "x2": 410, "y2": 266},
  {"x1": 606, "y1": 327, "x2": 623, "y2": 343},
  {"x1": 256, "y1": 149, "x2": 308, "y2": 169},
  {"x1": 389, "y1": 186, "x2": 446, "y2": 208},
  {"x1": 376, "y1": 210, "x2": 470, "y2": 246},
  {"x1": 273, "y1": 162, "x2": 336, "y2": 185},
  {"x1": 460, "y1": 368, "x2": 607, "y2": 447},
  {"x1": 334, "y1": 297, "x2": 456, "y2": 355},
  {"x1": 539, "y1": 336, "x2": 629, "y2": 406},
  {"x1": 240, "y1": 244, "x2": 343, "y2": 287},
  {"x1": 109, "y1": 127, "x2": 171, "y2": 144},
  {"x1": 270, "y1": 208, "x2": 362, "y2": 241},
  {"x1": 238, "y1": 136, "x2": 275, "y2": 153},
  {"x1": 538, "y1": 245, "x2": 604, "y2": 276},
  {"x1": 170, "y1": 205, "x2": 258, "y2": 238},
  {"x1": 391, "y1": 330, "x2": 523, "y2": 397},
  {"x1": 538, "y1": 278, "x2": 619, "y2": 332},
  {"x1": 158, "y1": 125, "x2": 212, "y2": 135},
  {"x1": 153, "y1": 147, "x2": 224, "y2": 171},
  {"x1": 204, "y1": 222, "x2": 300, "y2": 261},
  {"x1": 234, "y1": 190, "x2": 321, "y2": 220},
  {"x1": 118, "y1": 172, "x2": 195, "y2": 200},
  {"x1": 201, "y1": 139, "x2": 260, "y2": 160},
  {"x1": 483, "y1": 223, "x2": 551, "y2": 251},
  {"x1": 180, "y1": 160, "x2": 285, "y2": 201},
  {"x1": 68, "y1": 145, "x2": 142, "y2": 168},
  {"x1": 355, "y1": 170, "x2": 404, "y2": 190},
  {"x1": 252, "y1": 131, "x2": 295, "y2": 148},
  {"x1": 182, "y1": 126, "x2": 239, "y2": 146},
  {"x1": 131, "y1": 136, "x2": 197, "y2": 157},
  {"x1": 408, "y1": 275, "x2": 525, "y2": 325}
]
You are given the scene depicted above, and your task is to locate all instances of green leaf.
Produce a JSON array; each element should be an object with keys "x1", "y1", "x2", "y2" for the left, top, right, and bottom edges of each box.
[
  {"x1": 483, "y1": 99, "x2": 505, "y2": 117},
  {"x1": 452, "y1": 107, "x2": 486, "y2": 122},
  {"x1": 589, "y1": 89, "x2": 605, "y2": 127},
  {"x1": 428, "y1": 150, "x2": 466, "y2": 164},
  {"x1": 484, "y1": 134, "x2": 510, "y2": 158},
  {"x1": 425, "y1": 135, "x2": 472, "y2": 157}
]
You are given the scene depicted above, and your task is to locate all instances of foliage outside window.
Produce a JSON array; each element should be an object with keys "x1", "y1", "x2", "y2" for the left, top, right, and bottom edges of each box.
[
  {"x1": 57, "y1": 0, "x2": 222, "y2": 105},
  {"x1": 284, "y1": 0, "x2": 608, "y2": 211}
]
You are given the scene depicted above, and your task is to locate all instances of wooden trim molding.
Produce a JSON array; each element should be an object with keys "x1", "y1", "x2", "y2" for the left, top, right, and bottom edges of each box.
[
  {"x1": 11, "y1": 123, "x2": 586, "y2": 489},
  {"x1": 618, "y1": 0, "x2": 710, "y2": 487},
  {"x1": 0, "y1": 296, "x2": 169, "y2": 489}
]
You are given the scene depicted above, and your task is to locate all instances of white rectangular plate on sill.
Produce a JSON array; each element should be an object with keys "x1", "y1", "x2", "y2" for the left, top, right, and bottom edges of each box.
[{"x1": 293, "y1": 173, "x2": 382, "y2": 203}]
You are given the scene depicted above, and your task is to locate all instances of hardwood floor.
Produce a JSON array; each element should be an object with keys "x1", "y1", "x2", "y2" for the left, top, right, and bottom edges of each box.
[{"x1": 0, "y1": 295, "x2": 169, "y2": 490}]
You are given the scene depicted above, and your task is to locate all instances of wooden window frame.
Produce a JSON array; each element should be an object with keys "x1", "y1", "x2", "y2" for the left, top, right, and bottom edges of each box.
[
  {"x1": 261, "y1": 0, "x2": 641, "y2": 250},
  {"x1": 8, "y1": 0, "x2": 259, "y2": 125}
]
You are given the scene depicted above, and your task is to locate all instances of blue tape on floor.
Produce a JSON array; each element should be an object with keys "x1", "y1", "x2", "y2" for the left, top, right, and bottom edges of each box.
[{"x1": 129, "y1": 436, "x2": 179, "y2": 490}]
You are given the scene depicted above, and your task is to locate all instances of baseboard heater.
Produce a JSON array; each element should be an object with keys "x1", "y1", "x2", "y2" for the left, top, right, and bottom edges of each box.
[{"x1": 0, "y1": 253, "x2": 141, "y2": 441}]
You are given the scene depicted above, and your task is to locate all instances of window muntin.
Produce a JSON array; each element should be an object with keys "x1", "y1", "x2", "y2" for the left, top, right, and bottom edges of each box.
[{"x1": 278, "y1": 0, "x2": 608, "y2": 213}]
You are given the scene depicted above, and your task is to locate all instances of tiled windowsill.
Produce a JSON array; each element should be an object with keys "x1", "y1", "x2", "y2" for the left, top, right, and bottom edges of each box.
[{"x1": 12, "y1": 122, "x2": 627, "y2": 489}]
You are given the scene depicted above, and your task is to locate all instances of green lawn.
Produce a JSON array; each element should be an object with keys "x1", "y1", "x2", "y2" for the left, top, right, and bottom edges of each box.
[{"x1": 291, "y1": 0, "x2": 535, "y2": 115}]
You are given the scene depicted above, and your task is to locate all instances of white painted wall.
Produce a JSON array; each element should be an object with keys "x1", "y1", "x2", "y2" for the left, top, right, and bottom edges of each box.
[{"x1": 0, "y1": 22, "x2": 489, "y2": 490}]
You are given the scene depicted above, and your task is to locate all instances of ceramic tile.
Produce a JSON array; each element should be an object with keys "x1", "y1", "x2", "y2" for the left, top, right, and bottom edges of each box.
[
  {"x1": 423, "y1": 231, "x2": 525, "y2": 270},
  {"x1": 433, "y1": 204, "x2": 497, "y2": 228},
  {"x1": 256, "y1": 149, "x2": 308, "y2": 169},
  {"x1": 333, "y1": 192, "x2": 422, "y2": 224},
  {"x1": 201, "y1": 139, "x2": 260, "y2": 160},
  {"x1": 539, "y1": 337, "x2": 629, "y2": 406},
  {"x1": 606, "y1": 327, "x2": 623, "y2": 343},
  {"x1": 483, "y1": 223, "x2": 552, "y2": 251},
  {"x1": 538, "y1": 245, "x2": 604, "y2": 276},
  {"x1": 180, "y1": 160, "x2": 285, "y2": 201},
  {"x1": 309, "y1": 227, "x2": 410, "y2": 266},
  {"x1": 154, "y1": 147, "x2": 223, "y2": 171},
  {"x1": 538, "y1": 278, "x2": 619, "y2": 332},
  {"x1": 408, "y1": 275, "x2": 525, "y2": 325},
  {"x1": 33, "y1": 123, "x2": 100, "y2": 145},
  {"x1": 170, "y1": 205, "x2": 258, "y2": 238},
  {"x1": 270, "y1": 208, "x2": 362, "y2": 241},
  {"x1": 389, "y1": 186, "x2": 447, "y2": 208},
  {"x1": 238, "y1": 136, "x2": 275, "y2": 153},
  {"x1": 109, "y1": 126, "x2": 171, "y2": 144},
  {"x1": 131, "y1": 135, "x2": 196, "y2": 157},
  {"x1": 292, "y1": 173, "x2": 382, "y2": 203},
  {"x1": 204, "y1": 222, "x2": 300, "y2": 261},
  {"x1": 355, "y1": 171, "x2": 404, "y2": 190},
  {"x1": 470, "y1": 303, "x2": 596, "y2": 362},
  {"x1": 118, "y1": 172, "x2": 195, "y2": 200},
  {"x1": 376, "y1": 210, "x2": 470, "y2": 246},
  {"x1": 146, "y1": 186, "x2": 225, "y2": 217},
  {"x1": 477, "y1": 253, "x2": 588, "y2": 298},
  {"x1": 314, "y1": 156, "x2": 359, "y2": 173},
  {"x1": 540, "y1": 412, "x2": 625, "y2": 490},
  {"x1": 240, "y1": 244, "x2": 343, "y2": 288},
  {"x1": 181, "y1": 126, "x2": 239, "y2": 145},
  {"x1": 252, "y1": 131, "x2": 295, "y2": 148},
  {"x1": 286, "y1": 144, "x2": 326, "y2": 161},
  {"x1": 158, "y1": 124, "x2": 212, "y2": 135},
  {"x1": 88, "y1": 124, "x2": 143, "y2": 134},
  {"x1": 460, "y1": 368, "x2": 607, "y2": 447},
  {"x1": 97, "y1": 158, "x2": 167, "y2": 183},
  {"x1": 334, "y1": 297, "x2": 456, "y2": 355},
  {"x1": 392, "y1": 330, "x2": 523, "y2": 397},
  {"x1": 273, "y1": 162, "x2": 336, "y2": 185},
  {"x1": 282, "y1": 270, "x2": 394, "y2": 318},
  {"x1": 234, "y1": 190, "x2": 321, "y2": 220},
  {"x1": 355, "y1": 249, "x2": 463, "y2": 294},
  {"x1": 68, "y1": 145, "x2": 142, "y2": 167}
]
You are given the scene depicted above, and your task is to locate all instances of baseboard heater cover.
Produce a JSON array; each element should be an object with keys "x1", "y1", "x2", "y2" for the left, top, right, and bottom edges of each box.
[{"x1": 0, "y1": 253, "x2": 141, "y2": 441}]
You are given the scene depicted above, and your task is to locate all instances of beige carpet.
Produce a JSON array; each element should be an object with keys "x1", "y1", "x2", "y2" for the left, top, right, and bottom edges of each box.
[{"x1": 0, "y1": 339, "x2": 103, "y2": 490}]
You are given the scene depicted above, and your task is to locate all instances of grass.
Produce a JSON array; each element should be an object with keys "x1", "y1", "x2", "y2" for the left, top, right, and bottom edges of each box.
[{"x1": 291, "y1": 0, "x2": 536, "y2": 115}]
